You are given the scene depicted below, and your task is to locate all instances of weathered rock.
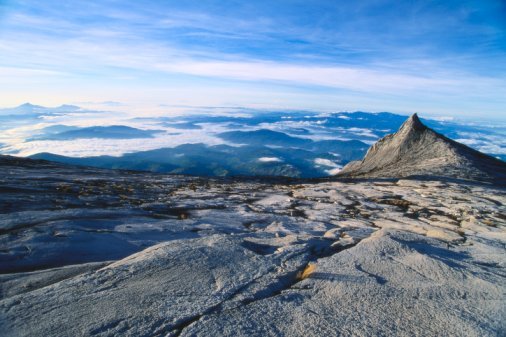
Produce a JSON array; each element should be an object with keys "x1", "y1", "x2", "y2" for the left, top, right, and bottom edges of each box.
[
  {"x1": 0, "y1": 152, "x2": 505, "y2": 336},
  {"x1": 338, "y1": 114, "x2": 506, "y2": 184},
  {"x1": 182, "y1": 230, "x2": 506, "y2": 337}
]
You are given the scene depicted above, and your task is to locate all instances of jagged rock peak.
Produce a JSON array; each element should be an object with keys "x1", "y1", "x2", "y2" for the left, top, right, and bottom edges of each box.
[
  {"x1": 385, "y1": 113, "x2": 428, "y2": 148},
  {"x1": 337, "y1": 113, "x2": 506, "y2": 184},
  {"x1": 400, "y1": 113, "x2": 426, "y2": 132}
]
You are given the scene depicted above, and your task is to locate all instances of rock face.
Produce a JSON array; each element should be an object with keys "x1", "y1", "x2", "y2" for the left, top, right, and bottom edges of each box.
[
  {"x1": 1, "y1": 146, "x2": 506, "y2": 336},
  {"x1": 338, "y1": 114, "x2": 506, "y2": 183}
]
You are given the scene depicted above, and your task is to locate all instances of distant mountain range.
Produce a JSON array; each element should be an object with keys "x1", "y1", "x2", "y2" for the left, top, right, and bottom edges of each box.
[
  {"x1": 0, "y1": 103, "x2": 81, "y2": 116},
  {"x1": 31, "y1": 139, "x2": 368, "y2": 177},
  {"x1": 29, "y1": 125, "x2": 163, "y2": 141},
  {"x1": 0, "y1": 103, "x2": 504, "y2": 177}
]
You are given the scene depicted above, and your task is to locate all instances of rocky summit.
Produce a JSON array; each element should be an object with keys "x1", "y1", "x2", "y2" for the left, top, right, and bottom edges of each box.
[
  {"x1": 338, "y1": 113, "x2": 506, "y2": 184},
  {"x1": 0, "y1": 116, "x2": 505, "y2": 337}
]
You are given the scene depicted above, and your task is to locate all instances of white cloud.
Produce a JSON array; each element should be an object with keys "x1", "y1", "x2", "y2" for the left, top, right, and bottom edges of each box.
[
  {"x1": 154, "y1": 60, "x2": 461, "y2": 95},
  {"x1": 430, "y1": 116, "x2": 455, "y2": 122},
  {"x1": 1, "y1": 2, "x2": 506, "y2": 118},
  {"x1": 313, "y1": 158, "x2": 343, "y2": 175},
  {"x1": 314, "y1": 158, "x2": 339, "y2": 167},
  {"x1": 258, "y1": 157, "x2": 283, "y2": 163},
  {"x1": 7, "y1": 131, "x2": 226, "y2": 157},
  {"x1": 325, "y1": 167, "x2": 342, "y2": 175}
]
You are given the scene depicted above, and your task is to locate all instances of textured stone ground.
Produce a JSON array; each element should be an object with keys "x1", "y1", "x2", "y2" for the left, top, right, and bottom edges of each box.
[{"x1": 0, "y1": 157, "x2": 505, "y2": 336}]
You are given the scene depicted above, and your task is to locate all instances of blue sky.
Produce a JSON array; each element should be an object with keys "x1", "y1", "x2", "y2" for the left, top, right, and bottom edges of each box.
[{"x1": 0, "y1": 0, "x2": 505, "y2": 119}]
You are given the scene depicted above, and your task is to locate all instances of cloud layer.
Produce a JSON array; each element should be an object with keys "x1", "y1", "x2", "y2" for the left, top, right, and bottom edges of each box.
[{"x1": 0, "y1": 1, "x2": 505, "y2": 117}]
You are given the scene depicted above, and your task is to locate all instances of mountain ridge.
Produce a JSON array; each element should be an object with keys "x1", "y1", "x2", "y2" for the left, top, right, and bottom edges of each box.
[{"x1": 338, "y1": 113, "x2": 506, "y2": 184}]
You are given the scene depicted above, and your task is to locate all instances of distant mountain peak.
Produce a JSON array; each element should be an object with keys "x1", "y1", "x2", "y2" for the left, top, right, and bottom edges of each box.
[
  {"x1": 18, "y1": 102, "x2": 44, "y2": 109},
  {"x1": 56, "y1": 104, "x2": 80, "y2": 110},
  {"x1": 19, "y1": 102, "x2": 37, "y2": 107},
  {"x1": 338, "y1": 114, "x2": 506, "y2": 183},
  {"x1": 14, "y1": 103, "x2": 80, "y2": 112}
]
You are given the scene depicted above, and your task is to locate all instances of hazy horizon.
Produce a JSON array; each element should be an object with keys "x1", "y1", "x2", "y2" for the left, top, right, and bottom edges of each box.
[{"x1": 1, "y1": 0, "x2": 505, "y2": 119}]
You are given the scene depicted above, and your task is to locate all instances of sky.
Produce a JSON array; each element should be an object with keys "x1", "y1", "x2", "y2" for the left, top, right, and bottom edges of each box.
[{"x1": 0, "y1": 0, "x2": 505, "y2": 119}]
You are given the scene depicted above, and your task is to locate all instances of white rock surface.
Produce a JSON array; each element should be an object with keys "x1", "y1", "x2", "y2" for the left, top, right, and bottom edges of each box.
[
  {"x1": 0, "y1": 155, "x2": 505, "y2": 336},
  {"x1": 182, "y1": 230, "x2": 505, "y2": 337}
]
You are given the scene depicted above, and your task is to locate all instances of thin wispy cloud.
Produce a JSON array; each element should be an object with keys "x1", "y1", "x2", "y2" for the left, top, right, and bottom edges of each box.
[{"x1": 0, "y1": 0, "x2": 505, "y2": 117}]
